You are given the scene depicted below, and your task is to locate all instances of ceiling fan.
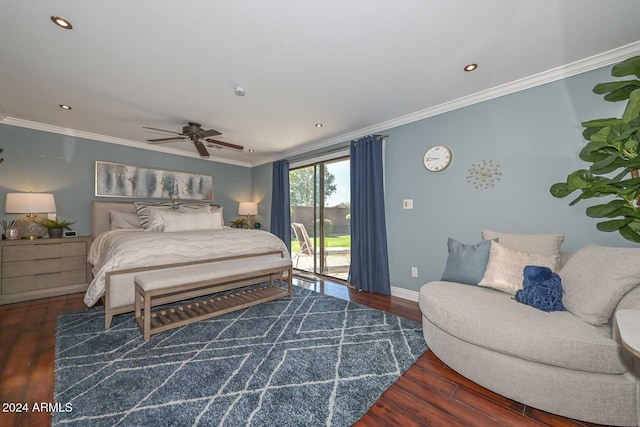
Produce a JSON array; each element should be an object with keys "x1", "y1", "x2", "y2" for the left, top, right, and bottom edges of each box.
[{"x1": 143, "y1": 122, "x2": 244, "y2": 158}]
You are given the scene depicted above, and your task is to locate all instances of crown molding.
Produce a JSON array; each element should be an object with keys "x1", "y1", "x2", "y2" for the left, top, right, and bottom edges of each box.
[
  {"x1": 0, "y1": 117, "x2": 252, "y2": 168},
  {"x1": 250, "y1": 40, "x2": 640, "y2": 168}
]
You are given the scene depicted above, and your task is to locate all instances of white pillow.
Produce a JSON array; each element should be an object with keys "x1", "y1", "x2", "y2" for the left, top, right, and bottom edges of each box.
[
  {"x1": 482, "y1": 229, "x2": 564, "y2": 256},
  {"x1": 109, "y1": 211, "x2": 141, "y2": 230},
  {"x1": 478, "y1": 241, "x2": 560, "y2": 295},
  {"x1": 160, "y1": 210, "x2": 223, "y2": 232},
  {"x1": 147, "y1": 206, "x2": 173, "y2": 231}
]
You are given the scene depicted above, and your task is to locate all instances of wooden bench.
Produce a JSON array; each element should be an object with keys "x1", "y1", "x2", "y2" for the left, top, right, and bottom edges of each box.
[{"x1": 134, "y1": 253, "x2": 293, "y2": 341}]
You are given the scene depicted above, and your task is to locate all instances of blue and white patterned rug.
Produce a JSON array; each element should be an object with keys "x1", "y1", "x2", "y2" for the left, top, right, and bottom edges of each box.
[{"x1": 53, "y1": 286, "x2": 427, "y2": 426}]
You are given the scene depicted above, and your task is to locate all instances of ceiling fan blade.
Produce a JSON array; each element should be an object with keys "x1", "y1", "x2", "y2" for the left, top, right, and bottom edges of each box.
[
  {"x1": 199, "y1": 128, "x2": 222, "y2": 138},
  {"x1": 194, "y1": 140, "x2": 210, "y2": 158},
  {"x1": 205, "y1": 139, "x2": 244, "y2": 151},
  {"x1": 147, "y1": 137, "x2": 187, "y2": 143},
  {"x1": 143, "y1": 126, "x2": 184, "y2": 136}
]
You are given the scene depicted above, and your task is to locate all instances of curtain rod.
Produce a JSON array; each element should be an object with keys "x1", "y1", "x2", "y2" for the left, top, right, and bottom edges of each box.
[{"x1": 286, "y1": 134, "x2": 390, "y2": 163}]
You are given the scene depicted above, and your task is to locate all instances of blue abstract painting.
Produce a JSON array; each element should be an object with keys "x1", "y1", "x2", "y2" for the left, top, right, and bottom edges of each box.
[{"x1": 95, "y1": 161, "x2": 214, "y2": 200}]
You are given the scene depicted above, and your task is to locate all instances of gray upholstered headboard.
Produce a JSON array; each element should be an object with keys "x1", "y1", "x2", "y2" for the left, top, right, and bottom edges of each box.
[{"x1": 92, "y1": 201, "x2": 137, "y2": 237}]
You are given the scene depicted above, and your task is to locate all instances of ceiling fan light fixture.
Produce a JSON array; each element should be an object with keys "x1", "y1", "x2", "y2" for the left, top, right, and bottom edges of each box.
[
  {"x1": 51, "y1": 16, "x2": 73, "y2": 29},
  {"x1": 464, "y1": 63, "x2": 478, "y2": 72},
  {"x1": 59, "y1": 104, "x2": 72, "y2": 110}
]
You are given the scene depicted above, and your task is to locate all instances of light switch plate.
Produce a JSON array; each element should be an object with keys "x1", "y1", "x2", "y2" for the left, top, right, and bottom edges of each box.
[{"x1": 403, "y1": 199, "x2": 414, "y2": 209}]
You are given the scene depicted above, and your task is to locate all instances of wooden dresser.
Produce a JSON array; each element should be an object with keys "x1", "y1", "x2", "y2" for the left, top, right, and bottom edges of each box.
[{"x1": 0, "y1": 236, "x2": 92, "y2": 305}]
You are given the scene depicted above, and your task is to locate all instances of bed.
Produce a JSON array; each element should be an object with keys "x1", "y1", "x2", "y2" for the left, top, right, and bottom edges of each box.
[{"x1": 86, "y1": 201, "x2": 290, "y2": 327}]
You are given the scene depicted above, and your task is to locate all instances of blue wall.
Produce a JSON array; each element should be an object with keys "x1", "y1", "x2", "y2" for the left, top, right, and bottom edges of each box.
[
  {"x1": 1, "y1": 63, "x2": 634, "y2": 293},
  {"x1": 385, "y1": 65, "x2": 635, "y2": 292},
  {"x1": 0, "y1": 124, "x2": 252, "y2": 236}
]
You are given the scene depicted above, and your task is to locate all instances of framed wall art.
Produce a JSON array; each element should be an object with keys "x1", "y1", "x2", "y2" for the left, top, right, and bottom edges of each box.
[{"x1": 95, "y1": 161, "x2": 214, "y2": 200}]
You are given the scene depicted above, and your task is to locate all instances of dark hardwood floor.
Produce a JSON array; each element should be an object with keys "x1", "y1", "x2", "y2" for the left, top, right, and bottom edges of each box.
[{"x1": 0, "y1": 277, "x2": 607, "y2": 427}]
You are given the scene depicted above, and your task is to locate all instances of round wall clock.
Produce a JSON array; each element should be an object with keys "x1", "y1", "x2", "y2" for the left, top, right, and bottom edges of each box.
[{"x1": 423, "y1": 145, "x2": 452, "y2": 172}]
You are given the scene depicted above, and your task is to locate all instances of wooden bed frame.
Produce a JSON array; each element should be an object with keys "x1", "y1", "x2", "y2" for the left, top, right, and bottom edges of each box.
[{"x1": 90, "y1": 201, "x2": 289, "y2": 329}]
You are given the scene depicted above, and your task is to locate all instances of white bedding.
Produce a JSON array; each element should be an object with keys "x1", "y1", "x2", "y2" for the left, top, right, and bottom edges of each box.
[{"x1": 84, "y1": 229, "x2": 289, "y2": 306}]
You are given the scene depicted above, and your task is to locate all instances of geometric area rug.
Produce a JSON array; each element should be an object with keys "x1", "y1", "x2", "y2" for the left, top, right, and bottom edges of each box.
[{"x1": 53, "y1": 285, "x2": 427, "y2": 426}]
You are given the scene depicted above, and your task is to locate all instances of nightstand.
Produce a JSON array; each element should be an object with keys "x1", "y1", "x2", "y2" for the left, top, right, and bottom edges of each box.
[
  {"x1": 0, "y1": 236, "x2": 92, "y2": 305},
  {"x1": 617, "y1": 310, "x2": 640, "y2": 358}
]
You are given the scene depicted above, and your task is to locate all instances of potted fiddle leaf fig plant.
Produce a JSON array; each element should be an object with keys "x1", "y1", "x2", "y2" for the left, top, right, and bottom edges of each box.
[
  {"x1": 550, "y1": 55, "x2": 640, "y2": 243},
  {"x1": 37, "y1": 218, "x2": 75, "y2": 238}
]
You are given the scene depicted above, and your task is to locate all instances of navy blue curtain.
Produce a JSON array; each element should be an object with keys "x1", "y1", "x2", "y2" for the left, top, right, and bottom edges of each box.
[
  {"x1": 348, "y1": 135, "x2": 391, "y2": 295},
  {"x1": 270, "y1": 160, "x2": 291, "y2": 254}
]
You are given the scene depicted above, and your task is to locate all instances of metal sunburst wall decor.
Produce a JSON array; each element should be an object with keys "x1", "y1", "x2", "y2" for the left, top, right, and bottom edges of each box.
[{"x1": 467, "y1": 159, "x2": 502, "y2": 189}]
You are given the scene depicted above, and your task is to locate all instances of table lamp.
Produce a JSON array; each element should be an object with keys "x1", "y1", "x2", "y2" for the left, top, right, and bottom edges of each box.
[
  {"x1": 5, "y1": 192, "x2": 57, "y2": 239},
  {"x1": 238, "y1": 202, "x2": 258, "y2": 228}
]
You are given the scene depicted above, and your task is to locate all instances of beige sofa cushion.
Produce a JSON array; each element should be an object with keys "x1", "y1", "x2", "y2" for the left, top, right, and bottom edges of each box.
[
  {"x1": 560, "y1": 244, "x2": 640, "y2": 326},
  {"x1": 419, "y1": 281, "x2": 629, "y2": 374},
  {"x1": 478, "y1": 241, "x2": 559, "y2": 294},
  {"x1": 482, "y1": 229, "x2": 564, "y2": 255}
]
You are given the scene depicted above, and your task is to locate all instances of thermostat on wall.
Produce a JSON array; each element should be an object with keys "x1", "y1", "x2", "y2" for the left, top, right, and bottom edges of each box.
[{"x1": 63, "y1": 230, "x2": 78, "y2": 237}]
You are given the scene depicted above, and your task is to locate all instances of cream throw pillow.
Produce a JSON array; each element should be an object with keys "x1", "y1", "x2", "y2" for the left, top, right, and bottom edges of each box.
[
  {"x1": 479, "y1": 241, "x2": 560, "y2": 295},
  {"x1": 482, "y1": 229, "x2": 564, "y2": 256},
  {"x1": 160, "y1": 210, "x2": 223, "y2": 232}
]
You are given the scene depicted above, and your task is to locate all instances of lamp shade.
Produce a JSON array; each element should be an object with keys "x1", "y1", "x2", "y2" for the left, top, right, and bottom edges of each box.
[
  {"x1": 5, "y1": 193, "x2": 57, "y2": 214},
  {"x1": 238, "y1": 202, "x2": 258, "y2": 216}
]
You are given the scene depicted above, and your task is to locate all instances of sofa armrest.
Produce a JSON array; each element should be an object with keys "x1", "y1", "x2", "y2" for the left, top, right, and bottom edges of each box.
[{"x1": 611, "y1": 285, "x2": 640, "y2": 345}]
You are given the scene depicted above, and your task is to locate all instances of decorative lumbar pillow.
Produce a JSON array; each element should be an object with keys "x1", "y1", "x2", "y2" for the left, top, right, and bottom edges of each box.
[
  {"x1": 479, "y1": 241, "x2": 560, "y2": 295},
  {"x1": 481, "y1": 229, "x2": 564, "y2": 256},
  {"x1": 515, "y1": 266, "x2": 566, "y2": 312},
  {"x1": 441, "y1": 238, "x2": 496, "y2": 285},
  {"x1": 560, "y1": 244, "x2": 640, "y2": 325},
  {"x1": 133, "y1": 201, "x2": 174, "y2": 230},
  {"x1": 160, "y1": 210, "x2": 223, "y2": 232},
  {"x1": 109, "y1": 211, "x2": 142, "y2": 230}
]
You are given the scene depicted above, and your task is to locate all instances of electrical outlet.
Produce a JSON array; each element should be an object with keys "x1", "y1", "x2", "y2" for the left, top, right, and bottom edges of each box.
[
  {"x1": 411, "y1": 267, "x2": 418, "y2": 278},
  {"x1": 403, "y1": 199, "x2": 413, "y2": 209}
]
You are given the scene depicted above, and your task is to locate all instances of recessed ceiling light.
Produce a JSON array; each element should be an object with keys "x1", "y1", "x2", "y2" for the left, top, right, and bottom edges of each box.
[
  {"x1": 248, "y1": 149, "x2": 255, "y2": 152},
  {"x1": 59, "y1": 104, "x2": 72, "y2": 110},
  {"x1": 315, "y1": 123, "x2": 323, "y2": 128},
  {"x1": 51, "y1": 16, "x2": 73, "y2": 30},
  {"x1": 233, "y1": 86, "x2": 246, "y2": 96},
  {"x1": 464, "y1": 63, "x2": 478, "y2": 72}
]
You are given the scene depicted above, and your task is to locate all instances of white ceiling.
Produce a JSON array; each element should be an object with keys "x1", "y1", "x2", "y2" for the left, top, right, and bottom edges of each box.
[{"x1": 1, "y1": 1, "x2": 640, "y2": 167}]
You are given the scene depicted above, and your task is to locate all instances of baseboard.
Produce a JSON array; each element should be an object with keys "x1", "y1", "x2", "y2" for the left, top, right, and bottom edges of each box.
[{"x1": 390, "y1": 286, "x2": 419, "y2": 302}]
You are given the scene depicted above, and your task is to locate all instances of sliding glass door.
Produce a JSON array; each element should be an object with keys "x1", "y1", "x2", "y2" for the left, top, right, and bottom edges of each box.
[{"x1": 290, "y1": 157, "x2": 350, "y2": 280}]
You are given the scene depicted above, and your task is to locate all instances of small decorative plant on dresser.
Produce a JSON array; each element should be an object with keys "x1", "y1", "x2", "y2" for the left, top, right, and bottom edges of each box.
[{"x1": 36, "y1": 218, "x2": 75, "y2": 239}]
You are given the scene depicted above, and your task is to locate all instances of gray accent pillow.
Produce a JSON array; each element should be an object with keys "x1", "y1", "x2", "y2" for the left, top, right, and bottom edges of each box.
[
  {"x1": 109, "y1": 211, "x2": 141, "y2": 230},
  {"x1": 482, "y1": 229, "x2": 564, "y2": 256},
  {"x1": 560, "y1": 244, "x2": 640, "y2": 325},
  {"x1": 441, "y1": 238, "x2": 495, "y2": 285}
]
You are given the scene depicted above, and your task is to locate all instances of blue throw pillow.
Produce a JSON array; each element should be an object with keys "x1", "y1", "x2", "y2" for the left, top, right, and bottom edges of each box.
[
  {"x1": 441, "y1": 238, "x2": 495, "y2": 285},
  {"x1": 515, "y1": 265, "x2": 566, "y2": 312}
]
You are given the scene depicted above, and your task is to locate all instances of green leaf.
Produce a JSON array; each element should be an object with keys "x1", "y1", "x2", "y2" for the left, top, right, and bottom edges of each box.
[
  {"x1": 585, "y1": 200, "x2": 629, "y2": 218},
  {"x1": 593, "y1": 80, "x2": 640, "y2": 94},
  {"x1": 611, "y1": 56, "x2": 640, "y2": 79},
  {"x1": 619, "y1": 224, "x2": 640, "y2": 243},
  {"x1": 591, "y1": 158, "x2": 627, "y2": 175},
  {"x1": 607, "y1": 123, "x2": 635, "y2": 142},
  {"x1": 549, "y1": 182, "x2": 573, "y2": 198},
  {"x1": 590, "y1": 154, "x2": 621, "y2": 173},
  {"x1": 582, "y1": 118, "x2": 623, "y2": 128},
  {"x1": 596, "y1": 218, "x2": 633, "y2": 232},
  {"x1": 566, "y1": 169, "x2": 593, "y2": 189},
  {"x1": 586, "y1": 126, "x2": 611, "y2": 143},
  {"x1": 579, "y1": 140, "x2": 610, "y2": 157},
  {"x1": 622, "y1": 89, "x2": 640, "y2": 122}
]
